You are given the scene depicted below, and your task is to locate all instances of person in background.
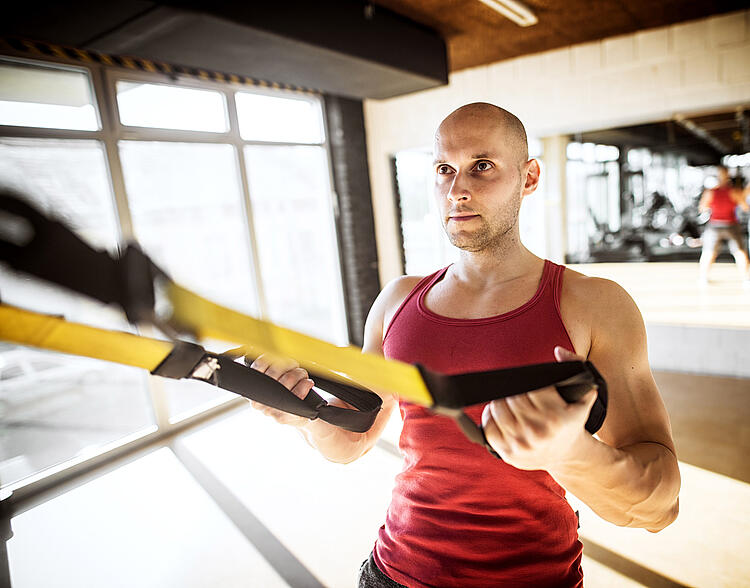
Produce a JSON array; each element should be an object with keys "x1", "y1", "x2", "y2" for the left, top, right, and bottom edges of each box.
[{"x1": 698, "y1": 165, "x2": 750, "y2": 285}]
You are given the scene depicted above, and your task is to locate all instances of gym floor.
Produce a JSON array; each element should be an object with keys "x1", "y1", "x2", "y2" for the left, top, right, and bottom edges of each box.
[{"x1": 5, "y1": 261, "x2": 750, "y2": 587}]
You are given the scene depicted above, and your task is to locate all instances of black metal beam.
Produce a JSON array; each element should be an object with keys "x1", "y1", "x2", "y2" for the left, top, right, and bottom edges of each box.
[
  {"x1": 2, "y1": 0, "x2": 448, "y2": 99},
  {"x1": 159, "y1": 0, "x2": 447, "y2": 84}
]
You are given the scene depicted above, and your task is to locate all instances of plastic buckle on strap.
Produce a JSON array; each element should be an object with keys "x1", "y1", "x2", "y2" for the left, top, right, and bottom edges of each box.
[{"x1": 190, "y1": 355, "x2": 222, "y2": 386}]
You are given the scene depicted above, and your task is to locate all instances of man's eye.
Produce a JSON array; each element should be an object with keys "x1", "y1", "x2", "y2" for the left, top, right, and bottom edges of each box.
[
  {"x1": 475, "y1": 161, "x2": 492, "y2": 171},
  {"x1": 437, "y1": 165, "x2": 452, "y2": 174}
]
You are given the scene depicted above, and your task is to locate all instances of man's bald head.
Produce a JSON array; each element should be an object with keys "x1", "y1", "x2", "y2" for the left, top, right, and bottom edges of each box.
[{"x1": 436, "y1": 103, "x2": 529, "y2": 167}]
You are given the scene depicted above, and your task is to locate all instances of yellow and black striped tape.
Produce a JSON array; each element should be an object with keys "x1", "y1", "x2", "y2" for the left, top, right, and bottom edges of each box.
[{"x1": 0, "y1": 37, "x2": 319, "y2": 95}]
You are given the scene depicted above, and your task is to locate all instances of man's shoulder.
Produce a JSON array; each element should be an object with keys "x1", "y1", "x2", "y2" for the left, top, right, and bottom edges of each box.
[
  {"x1": 381, "y1": 274, "x2": 426, "y2": 312},
  {"x1": 562, "y1": 266, "x2": 622, "y2": 290},
  {"x1": 385, "y1": 273, "x2": 426, "y2": 293},
  {"x1": 561, "y1": 267, "x2": 637, "y2": 317},
  {"x1": 375, "y1": 272, "x2": 437, "y2": 332}
]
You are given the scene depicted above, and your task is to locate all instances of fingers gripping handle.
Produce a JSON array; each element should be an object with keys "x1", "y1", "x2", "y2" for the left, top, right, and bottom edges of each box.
[
  {"x1": 426, "y1": 360, "x2": 608, "y2": 457},
  {"x1": 554, "y1": 362, "x2": 604, "y2": 403},
  {"x1": 151, "y1": 343, "x2": 328, "y2": 419},
  {"x1": 215, "y1": 355, "x2": 327, "y2": 419}
]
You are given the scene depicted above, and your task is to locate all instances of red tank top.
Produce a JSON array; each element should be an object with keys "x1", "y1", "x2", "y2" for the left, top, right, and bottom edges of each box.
[
  {"x1": 709, "y1": 187, "x2": 738, "y2": 224},
  {"x1": 374, "y1": 260, "x2": 583, "y2": 588}
]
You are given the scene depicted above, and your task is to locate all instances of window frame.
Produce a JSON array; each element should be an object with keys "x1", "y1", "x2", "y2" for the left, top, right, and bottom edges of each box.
[{"x1": 0, "y1": 49, "x2": 349, "y2": 500}]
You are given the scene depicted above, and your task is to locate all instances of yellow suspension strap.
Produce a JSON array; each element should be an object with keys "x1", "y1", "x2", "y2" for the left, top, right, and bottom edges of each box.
[
  {"x1": 0, "y1": 190, "x2": 417, "y2": 432},
  {"x1": 166, "y1": 282, "x2": 432, "y2": 404},
  {"x1": 0, "y1": 303, "x2": 385, "y2": 432},
  {"x1": 0, "y1": 190, "x2": 608, "y2": 450},
  {"x1": 0, "y1": 190, "x2": 431, "y2": 403},
  {"x1": 0, "y1": 304, "x2": 171, "y2": 371}
]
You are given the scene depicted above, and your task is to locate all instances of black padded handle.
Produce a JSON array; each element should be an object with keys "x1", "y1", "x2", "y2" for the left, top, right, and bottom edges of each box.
[{"x1": 421, "y1": 360, "x2": 609, "y2": 452}]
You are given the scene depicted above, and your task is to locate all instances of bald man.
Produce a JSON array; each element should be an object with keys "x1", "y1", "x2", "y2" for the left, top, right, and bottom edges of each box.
[{"x1": 250, "y1": 103, "x2": 680, "y2": 587}]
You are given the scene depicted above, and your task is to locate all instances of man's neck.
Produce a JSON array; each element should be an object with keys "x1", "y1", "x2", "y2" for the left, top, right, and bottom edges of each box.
[{"x1": 451, "y1": 238, "x2": 542, "y2": 290}]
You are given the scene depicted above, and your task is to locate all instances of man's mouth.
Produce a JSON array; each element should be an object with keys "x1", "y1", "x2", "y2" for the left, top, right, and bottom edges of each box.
[{"x1": 449, "y1": 213, "x2": 479, "y2": 222}]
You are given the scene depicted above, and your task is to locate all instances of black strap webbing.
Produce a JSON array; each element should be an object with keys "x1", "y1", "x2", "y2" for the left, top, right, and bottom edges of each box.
[
  {"x1": 422, "y1": 360, "x2": 608, "y2": 457},
  {"x1": 151, "y1": 343, "x2": 383, "y2": 433},
  {"x1": 0, "y1": 191, "x2": 160, "y2": 323},
  {"x1": 151, "y1": 341, "x2": 206, "y2": 379},
  {"x1": 418, "y1": 360, "x2": 608, "y2": 434}
]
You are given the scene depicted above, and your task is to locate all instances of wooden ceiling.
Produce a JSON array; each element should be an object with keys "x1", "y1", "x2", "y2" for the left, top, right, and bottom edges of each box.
[{"x1": 373, "y1": 0, "x2": 748, "y2": 71}]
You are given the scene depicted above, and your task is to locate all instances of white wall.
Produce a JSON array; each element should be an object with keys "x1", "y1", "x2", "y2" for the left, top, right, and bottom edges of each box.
[
  {"x1": 364, "y1": 10, "x2": 750, "y2": 286},
  {"x1": 647, "y1": 323, "x2": 750, "y2": 378}
]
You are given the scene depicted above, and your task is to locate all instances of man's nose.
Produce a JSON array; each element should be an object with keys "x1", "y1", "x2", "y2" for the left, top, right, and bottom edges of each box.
[{"x1": 448, "y1": 172, "x2": 471, "y2": 202}]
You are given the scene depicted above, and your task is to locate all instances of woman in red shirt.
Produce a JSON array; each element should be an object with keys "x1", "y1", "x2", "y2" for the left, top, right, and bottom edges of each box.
[{"x1": 698, "y1": 165, "x2": 749, "y2": 284}]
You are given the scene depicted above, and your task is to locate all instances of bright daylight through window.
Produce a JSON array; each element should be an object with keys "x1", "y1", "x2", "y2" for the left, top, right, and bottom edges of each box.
[{"x1": 0, "y1": 57, "x2": 347, "y2": 490}]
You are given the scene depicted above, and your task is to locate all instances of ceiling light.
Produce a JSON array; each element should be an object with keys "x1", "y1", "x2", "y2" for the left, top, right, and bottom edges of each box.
[{"x1": 476, "y1": 0, "x2": 538, "y2": 27}]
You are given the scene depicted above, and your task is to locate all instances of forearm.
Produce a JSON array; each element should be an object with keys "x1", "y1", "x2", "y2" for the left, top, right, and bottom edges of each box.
[
  {"x1": 297, "y1": 418, "x2": 369, "y2": 464},
  {"x1": 548, "y1": 434, "x2": 681, "y2": 532},
  {"x1": 296, "y1": 395, "x2": 394, "y2": 464},
  {"x1": 247, "y1": 351, "x2": 390, "y2": 463}
]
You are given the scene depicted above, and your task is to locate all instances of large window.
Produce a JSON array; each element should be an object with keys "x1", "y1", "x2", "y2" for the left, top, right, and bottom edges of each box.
[{"x1": 0, "y1": 56, "x2": 347, "y2": 492}]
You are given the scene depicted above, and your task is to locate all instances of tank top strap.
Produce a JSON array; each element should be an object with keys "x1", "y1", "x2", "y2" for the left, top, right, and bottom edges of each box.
[
  {"x1": 383, "y1": 266, "x2": 450, "y2": 344},
  {"x1": 548, "y1": 261, "x2": 566, "y2": 317}
]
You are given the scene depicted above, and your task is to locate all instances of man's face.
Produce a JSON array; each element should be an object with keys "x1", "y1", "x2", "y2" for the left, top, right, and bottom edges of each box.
[{"x1": 433, "y1": 116, "x2": 526, "y2": 252}]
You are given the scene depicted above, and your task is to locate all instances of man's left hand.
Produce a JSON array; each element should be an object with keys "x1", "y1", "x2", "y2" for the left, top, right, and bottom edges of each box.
[{"x1": 481, "y1": 346, "x2": 598, "y2": 471}]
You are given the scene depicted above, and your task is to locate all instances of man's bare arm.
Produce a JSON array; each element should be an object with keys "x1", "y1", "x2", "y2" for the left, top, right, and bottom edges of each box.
[
  {"x1": 482, "y1": 278, "x2": 680, "y2": 532},
  {"x1": 549, "y1": 279, "x2": 680, "y2": 532},
  {"x1": 248, "y1": 277, "x2": 413, "y2": 463}
]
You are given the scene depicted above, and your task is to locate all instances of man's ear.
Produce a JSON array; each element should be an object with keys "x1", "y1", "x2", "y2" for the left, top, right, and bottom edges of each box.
[{"x1": 522, "y1": 159, "x2": 541, "y2": 197}]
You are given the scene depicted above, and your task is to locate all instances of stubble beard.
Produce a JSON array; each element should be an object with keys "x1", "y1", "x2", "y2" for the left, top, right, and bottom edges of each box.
[
  {"x1": 446, "y1": 218, "x2": 506, "y2": 252},
  {"x1": 443, "y1": 180, "x2": 522, "y2": 253}
]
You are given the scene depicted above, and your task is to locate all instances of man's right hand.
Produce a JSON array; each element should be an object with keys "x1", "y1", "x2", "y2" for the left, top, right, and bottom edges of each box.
[
  {"x1": 245, "y1": 349, "x2": 395, "y2": 464},
  {"x1": 247, "y1": 353, "x2": 315, "y2": 428}
]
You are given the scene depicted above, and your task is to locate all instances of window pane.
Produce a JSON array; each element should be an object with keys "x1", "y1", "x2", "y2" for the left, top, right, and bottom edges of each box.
[
  {"x1": 0, "y1": 60, "x2": 98, "y2": 130},
  {"x1": 394, "y1": 150, "x2": 457, "y2": 275},
  {"x1": 236, "y1": 92, "x2": 323, "y2": 143},
  {"x1": 244, "y1": 145, "x2": 347, "y2": 344},
  {"x1": 0, "y1": 138, "x2": 154, "y2": 489},
  {"x1": 119, "y1": 141, "x2": 257, "y2": 420},
  {"x1": 0, "y1": 138, "x2": 119, "y2": 251},
  {"x1": 117, "y1": 82, "x2": 227, "y2": 132}
]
